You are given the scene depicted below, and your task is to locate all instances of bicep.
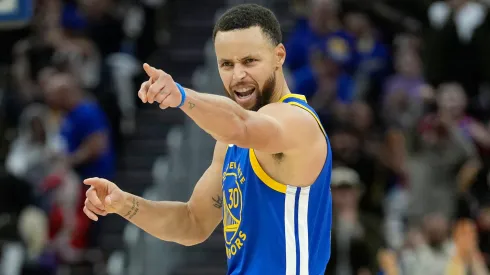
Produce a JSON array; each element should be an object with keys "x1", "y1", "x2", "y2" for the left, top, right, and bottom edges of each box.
[
  {"x1": 187, "y1": 142, "x2": 226, "y2": 237},
  {"x1": 236, "y1": 104, "x2": 317, "y2": 154}
]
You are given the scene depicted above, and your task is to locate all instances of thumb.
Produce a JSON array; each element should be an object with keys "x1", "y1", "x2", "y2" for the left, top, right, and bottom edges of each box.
[{"x1": 143, "y1": 63, "x2": 158, "y2": 79}]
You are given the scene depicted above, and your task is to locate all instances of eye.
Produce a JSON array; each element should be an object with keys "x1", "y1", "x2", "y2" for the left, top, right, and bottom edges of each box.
[
  {"x1": 221, "y1": 61, "x2": 233, "y2": 67},
  {"x1": 244, "y1": 58, "x2": 256, "y2": 64}
]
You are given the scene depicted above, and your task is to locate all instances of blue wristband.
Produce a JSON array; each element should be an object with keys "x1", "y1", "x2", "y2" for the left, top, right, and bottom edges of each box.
[{"x1": 175, "y1": 82, "x2": 186, "y2": 108}]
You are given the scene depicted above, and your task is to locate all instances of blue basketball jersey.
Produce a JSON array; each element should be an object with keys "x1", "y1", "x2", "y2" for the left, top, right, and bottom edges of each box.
[{"x1": 221, "y1": 94, "x2": 333, "y2": 275}]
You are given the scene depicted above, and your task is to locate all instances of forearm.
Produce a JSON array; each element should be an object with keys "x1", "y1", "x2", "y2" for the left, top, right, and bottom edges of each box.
[
  {"x1": 118, "y1": 192, "x2": 206, "y2": 246},
  {"x1": 180, "y1": 89, "x2": 249, "y2": 142},
  {"x1": 69, "y1": 135, "x2": 107, "y2": 167},
  {"x1": 69, "y1": 148, "x2": 99, "y2": 167}
]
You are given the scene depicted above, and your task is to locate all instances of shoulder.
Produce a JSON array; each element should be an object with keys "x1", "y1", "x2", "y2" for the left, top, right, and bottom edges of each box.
[{"x1": 258, "y1": 102, "x2": 319, "y2": 131}]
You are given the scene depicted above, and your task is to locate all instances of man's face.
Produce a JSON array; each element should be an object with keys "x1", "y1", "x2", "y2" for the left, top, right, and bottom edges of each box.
[
  {"x1": 332, "y1": 185, "x2": 360, "y2": 211},
  {"x1": 214, "y1": 26, "x2": 284, "y2": 111},
  {"x1": 437, "y1": 84, "x2": 466, "y2": 115},
  {"x1": 331, "y1": 131, "x2": 361, "y2": 165},
  {"x1": 309, "y1": 0, "x2": 338, "y2": 35},
  {"x1": 43, "y1": 74, "x2": 68, "y2": 110}
]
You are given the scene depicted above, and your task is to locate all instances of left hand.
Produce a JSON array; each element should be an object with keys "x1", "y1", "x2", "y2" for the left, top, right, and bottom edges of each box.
[{"x1": 138, "y1": 63, "x2": 183, "y2": 109}]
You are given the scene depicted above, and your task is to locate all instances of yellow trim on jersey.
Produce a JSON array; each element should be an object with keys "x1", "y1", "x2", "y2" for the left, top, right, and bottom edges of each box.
[
  {"x1": 279, "y1": 93, "x2": 307, "y2": 102},
  {"x1": 249, "y1": 149, "x2": 287, "y2": 193},
  {"x1": 248, "y1": 93, "x2": 327, "y2": 193},
  {"x1": 287, "y1": 102, "x2": 327, "y2": 137}
]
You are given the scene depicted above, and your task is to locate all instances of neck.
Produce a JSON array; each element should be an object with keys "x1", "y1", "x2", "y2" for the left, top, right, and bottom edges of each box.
[
  {"x1": 270, "y1": 71, "x2": 291, "y2": 103},
  {"x1": 64, "y1": 93, "x2": 83, "y2": 112}
]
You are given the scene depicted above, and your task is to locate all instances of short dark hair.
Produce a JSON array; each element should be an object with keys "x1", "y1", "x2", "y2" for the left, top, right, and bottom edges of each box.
[{"x1": 212, "y1": 4, "x2": 282, "y2": 46}]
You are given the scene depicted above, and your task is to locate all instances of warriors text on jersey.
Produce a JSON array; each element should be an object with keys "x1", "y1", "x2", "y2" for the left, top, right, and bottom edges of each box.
[{"x1": 221, "y1": 94, "x2": 333, "y2": 275}]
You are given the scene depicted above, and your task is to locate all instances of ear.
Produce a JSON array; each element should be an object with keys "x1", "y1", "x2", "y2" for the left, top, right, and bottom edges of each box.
[{"x1": 275, "y1": 43, "x2": 286, "y2": 68}]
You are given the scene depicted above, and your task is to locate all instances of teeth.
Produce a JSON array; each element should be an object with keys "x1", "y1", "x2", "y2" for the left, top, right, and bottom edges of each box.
[{"x1": 236, "y1": 87, "x2": 253, "y2": 93}]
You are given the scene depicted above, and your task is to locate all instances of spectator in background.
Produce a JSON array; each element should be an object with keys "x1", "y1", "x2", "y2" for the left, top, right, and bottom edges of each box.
[
  {"x1": 325, "y1": 167, "x2": 382, "y2": 275},
  {"x1": 330, "y1": 124, "x2": 377, "y2": 208},
  {"x1": 424, "y1": 0, "x2": 490, "y2": 100},
  {"x1": 446, "y1": 219, "x2": 489, "y2": 275},
  {"x1": 43, "y1": 71, "x2": 115, "y2": 182},
  {"x1": 407, "y1": 84, "x2": 482, "y2": 224},
  {"x1": 77, "y1": 0, "x2": 124, "y2": 60},
  {"x1": 43, "y1": 71, "x2": 114, "y2": 249},
  {"x1": 344, "y1": 11, "x2": 389, "y2": 103},
  {"x1": 400, "y1": 213, "x2": 453, "y2": 275},
  {"x1": 437, "y1": 83, "x2": 490, "y2": 153},
  {"x1": 383, "y1": 49, "x2": 432, "y2": 133},
  {"x1": 300, "y1": 49, "x2": 356, "y2": 116},
  {"x1": 286, "y1": 0, "x2": 357, "y2": 73},
  {"x1": 54, "y1": 2, "x2": 101, "y2": 91},
  {"x1": 10, "y1": 0, "x2": 60, "y2": 104},
  {"x1": 5, "y1": 104, "x2": 62, "y2": 190}
]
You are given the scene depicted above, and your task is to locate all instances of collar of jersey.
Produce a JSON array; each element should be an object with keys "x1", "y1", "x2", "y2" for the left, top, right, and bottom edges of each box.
[{"x1": 279, "y1": 94, "x2": 307, "y2": 103}]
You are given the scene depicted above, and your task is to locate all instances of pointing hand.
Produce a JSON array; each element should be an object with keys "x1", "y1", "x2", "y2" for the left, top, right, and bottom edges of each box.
[
  {"x1": 83, "y1": 177, "x2": 126, "y2": 221},
  {"x1": 138, "y1": 63, "x2": 185, "y2": 109}
]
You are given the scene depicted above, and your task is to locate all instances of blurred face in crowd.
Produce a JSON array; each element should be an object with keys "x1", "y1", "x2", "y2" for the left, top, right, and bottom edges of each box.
[
  {"x1": 309, "y1": 0, "x2": 339, "y2": 35},
  {"x1": 423, "y1": 213, "x2": 449, "y2": 249},
  {"x1": 351, "y1": 102, "x2": 373, "y2": 133},
  {"x1": 437, "y1": 83, "x2": 467, "y2": 117},
  {"x1": 332, "y1": 184, "x2": 361, "y2": 211},
  {"x1": 215, "y1": 26, "x2": 285, "y2": 111},
  {"x1": 43, "y1": 73, "x2": 78, "y2": 111},
  {"x1": 331, "y1": 129, "x2": 361, "y2": 164},
  {"x1": 344, "y1": 12, "x2": 370, "y2": 37},
  {"x1": 395, "y1": 50, "x2": 421, "y2": 78}
]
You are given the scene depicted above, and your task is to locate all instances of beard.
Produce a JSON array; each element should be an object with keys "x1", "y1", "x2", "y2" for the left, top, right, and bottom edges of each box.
[{"x1": 225, "y1": 73, "x2": 276, "y2": 111}]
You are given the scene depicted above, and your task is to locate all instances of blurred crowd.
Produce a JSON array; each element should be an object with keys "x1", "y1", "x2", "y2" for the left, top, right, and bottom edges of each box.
[
  {"x1": 1, "y1": 0, "x2": 490, "y2": 274},
  {"x1": 285, "y1": 0, "x2": 490, "y2": 274},
  {"x1": 0, "y1": 0, "x2": 167, "y2": 273}
]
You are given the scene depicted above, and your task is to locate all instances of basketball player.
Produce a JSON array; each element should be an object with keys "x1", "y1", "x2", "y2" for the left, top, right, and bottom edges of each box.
[{"x1": 83, "y1": 4, "x2": 332, "y2": 274}]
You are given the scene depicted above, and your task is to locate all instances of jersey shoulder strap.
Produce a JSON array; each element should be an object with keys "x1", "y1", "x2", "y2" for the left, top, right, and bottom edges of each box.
[{"x1": 279, "y1": 94, "x2": 326, "y2": 137}]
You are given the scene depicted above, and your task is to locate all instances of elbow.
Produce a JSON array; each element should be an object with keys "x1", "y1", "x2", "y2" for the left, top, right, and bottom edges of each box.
[
  {"x1": 216, "y1": 117, "x2": 248, "y2": 145},
  {"x1": 171, "y1": 203, "x2": 211, "y2": 247},
  {"x1": 173, "y1": 230, "x2": 209, "y2": 247},
  {"x1": 178, "y1": 236, "x2": 207, "y2": 247}
]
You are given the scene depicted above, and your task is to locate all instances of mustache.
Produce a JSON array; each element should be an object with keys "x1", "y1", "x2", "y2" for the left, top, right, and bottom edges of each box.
[{"x1": 229, "y1": 82, "x2": 257, "y2": 90}]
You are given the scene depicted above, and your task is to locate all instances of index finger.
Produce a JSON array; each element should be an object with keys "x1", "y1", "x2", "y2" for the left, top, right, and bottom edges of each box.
[
  {"x1": 84, "y1": 177, "x2": 106, "y2": 188},
  {"x1": 143, "y1": 63, "x2": 159, "y2": 79}
]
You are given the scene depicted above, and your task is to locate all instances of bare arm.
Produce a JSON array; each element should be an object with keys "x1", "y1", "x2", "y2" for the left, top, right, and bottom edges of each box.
[
  {"x1": 115, "y1": 142, "x2": 227, "y2": 246},
  {"x1": 68, "y1": 132, "x2": 108, "y2": 167},
  {"x1": 181, "y1": 89, "x2": 320, "y2": 154},
  {"x1": 141, "y1": 64, "x2": 319, "y2": 154}
]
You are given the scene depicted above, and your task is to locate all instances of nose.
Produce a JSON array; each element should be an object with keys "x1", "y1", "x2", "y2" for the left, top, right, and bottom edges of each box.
[{"x1": 232, "y1": 65, "x2": 246, "y2": 81}]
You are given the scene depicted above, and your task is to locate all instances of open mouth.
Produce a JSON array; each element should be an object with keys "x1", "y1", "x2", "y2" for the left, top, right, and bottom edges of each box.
[{"x1": 234, "y1": 87, "x2": 256, "y2": 100}]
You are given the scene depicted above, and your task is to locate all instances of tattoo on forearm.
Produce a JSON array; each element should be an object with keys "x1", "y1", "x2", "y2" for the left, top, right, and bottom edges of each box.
[
  {"x1": 188, "y1": 101, "x2": 195, "y2": 109},
  {"x1": 124, "y1": 197, "x2": 140, "y2": 220},
  {"x1": 212, "y1": 195, "x2": 223, "y2": 209}
]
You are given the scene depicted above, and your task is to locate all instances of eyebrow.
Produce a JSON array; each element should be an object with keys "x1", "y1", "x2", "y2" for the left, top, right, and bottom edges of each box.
[{"x1": 218, "y1": 55, "x2": 257, "y2": 63}]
